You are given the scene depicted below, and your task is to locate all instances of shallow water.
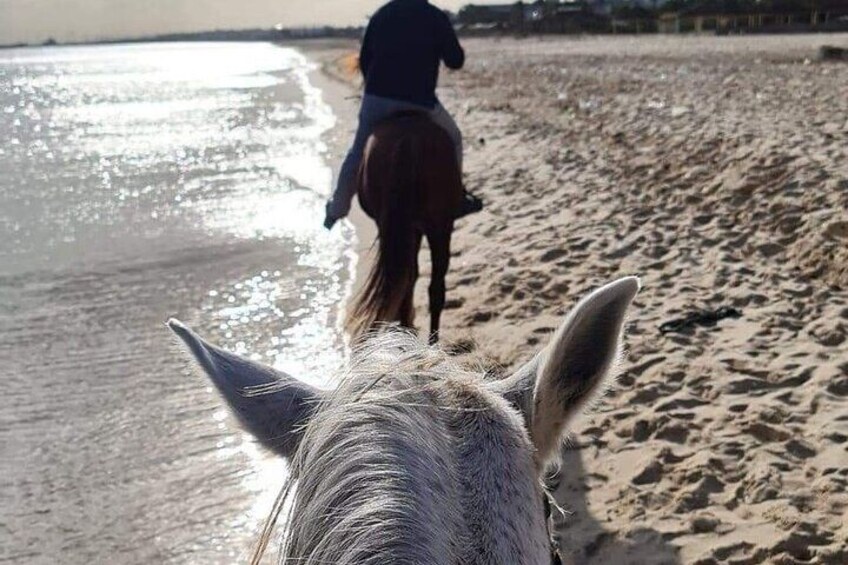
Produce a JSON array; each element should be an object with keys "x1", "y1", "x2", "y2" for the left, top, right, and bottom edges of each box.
[{"x1": 0, "y1": 42, "x2": 355, "y2": 564}]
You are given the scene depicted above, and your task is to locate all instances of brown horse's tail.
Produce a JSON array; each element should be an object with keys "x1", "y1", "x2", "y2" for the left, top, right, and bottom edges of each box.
[{"x1": 347, "y1": 134, "x2": 420, "y2": 338}]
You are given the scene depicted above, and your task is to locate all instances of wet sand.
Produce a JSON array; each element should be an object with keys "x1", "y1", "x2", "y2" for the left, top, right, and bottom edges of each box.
[
  {"x1": 299, "y1": 40, "x2": 377, "y2": 324},
  {"x1": 309, "y1": 34, "x2": 848, "y2": 564}
]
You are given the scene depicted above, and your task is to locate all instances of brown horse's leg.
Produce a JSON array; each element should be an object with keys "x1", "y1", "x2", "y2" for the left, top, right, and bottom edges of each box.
[
  {"x1": 399, "y1": 231, "x2": 423, "y2": 330},
  {"x1": 426, "y1": 229, "x2": 451, "y2": 344}
]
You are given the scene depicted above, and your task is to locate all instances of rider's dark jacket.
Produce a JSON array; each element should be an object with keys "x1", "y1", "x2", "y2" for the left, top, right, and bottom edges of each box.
[{"x1": 360, "y1": 0, "x2": 465, "y2": 108}]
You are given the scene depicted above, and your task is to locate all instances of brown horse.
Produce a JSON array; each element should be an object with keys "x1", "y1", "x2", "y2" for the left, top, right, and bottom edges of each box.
[{"x1": 347, "y1": 112, "x2": 464, "y2": 343}]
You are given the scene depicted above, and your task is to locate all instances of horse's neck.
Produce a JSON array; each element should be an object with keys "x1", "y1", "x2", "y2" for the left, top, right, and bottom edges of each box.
[{"x1": 444, "y1": 381, "x2": 550, "y2": 564}]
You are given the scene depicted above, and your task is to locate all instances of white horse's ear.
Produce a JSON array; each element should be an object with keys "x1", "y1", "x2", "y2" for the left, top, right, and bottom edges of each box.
[
  {"x1": 168, "y1": 319, "x2": 321, "y2": 460},
  {"x1": 492, "y1": 277, "x2": 639, "y2": 466}
]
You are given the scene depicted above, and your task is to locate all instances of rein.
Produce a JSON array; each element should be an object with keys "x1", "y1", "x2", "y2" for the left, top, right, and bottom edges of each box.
[{"x1": 543, "y1": 488, "x2": 564, "y2": 565}]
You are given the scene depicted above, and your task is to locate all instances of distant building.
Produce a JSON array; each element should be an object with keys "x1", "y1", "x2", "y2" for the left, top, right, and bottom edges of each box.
[
  {"x1": 524, "y1": 1, "x2": 611, "y2": 33},
  {"x1": 457, "y1": 1, "x2": 610, "y2": 33},
  {"x1": 456, "y1": 0, "x2": 848, "y2": 35},
  {"x1": 658, "y1": 0, "x2": 848, "y2": 34},
  {"x1": 457, "y1": 3, "x2": 517, "y2": 27},
  {"x1": 590, "y1": 0, "x2": 668, "y2": 15}
]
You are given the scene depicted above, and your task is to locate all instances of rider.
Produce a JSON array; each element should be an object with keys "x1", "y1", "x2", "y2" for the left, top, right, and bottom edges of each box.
[{"x1": 323, "y1": 0, "x2": 482, "y2": 230}]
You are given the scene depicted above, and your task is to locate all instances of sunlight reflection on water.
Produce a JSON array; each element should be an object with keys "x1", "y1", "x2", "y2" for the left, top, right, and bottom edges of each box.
[{"x1": 0, "y1": 42, "x2": 355, "y2": 563}]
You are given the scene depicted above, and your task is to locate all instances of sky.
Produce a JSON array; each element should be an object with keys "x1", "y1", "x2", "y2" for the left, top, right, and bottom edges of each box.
[{"x1": 0, "y1": 0, "x2": 476, "y2": 45}]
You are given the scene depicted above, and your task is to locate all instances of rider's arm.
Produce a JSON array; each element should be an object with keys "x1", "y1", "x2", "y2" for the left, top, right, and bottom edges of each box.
[{"x1": 438, "y1": 11, "x2": 464, "y2": 70}]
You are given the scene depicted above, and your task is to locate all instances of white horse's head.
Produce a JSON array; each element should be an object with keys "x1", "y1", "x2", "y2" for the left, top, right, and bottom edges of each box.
[{"x1": 170, "y1": 276, "x2": 639, "y2": 564}]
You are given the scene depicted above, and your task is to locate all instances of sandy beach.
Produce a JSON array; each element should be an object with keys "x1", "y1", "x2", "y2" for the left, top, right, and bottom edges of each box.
[{"x1": 305, "y1": 33, "x2": 847, "y2": 564}]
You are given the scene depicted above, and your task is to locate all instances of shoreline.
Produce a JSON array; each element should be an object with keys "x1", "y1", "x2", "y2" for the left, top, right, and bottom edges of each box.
[{"x1": 295, "y1": 39, "x2": 376, "y2": 337}]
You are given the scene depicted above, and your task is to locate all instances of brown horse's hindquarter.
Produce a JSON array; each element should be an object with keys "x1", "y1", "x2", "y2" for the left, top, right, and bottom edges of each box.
[{"x1": 349, "y1": 113, "x2": 463, "y2": 342}]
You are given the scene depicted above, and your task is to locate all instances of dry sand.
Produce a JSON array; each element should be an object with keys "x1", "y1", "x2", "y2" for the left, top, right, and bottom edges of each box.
[{"x1": 304, "y1": 34, "x2": 847, "y2": 564}]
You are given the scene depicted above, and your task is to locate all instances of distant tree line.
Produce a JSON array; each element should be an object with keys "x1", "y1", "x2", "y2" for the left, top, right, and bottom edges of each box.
[
  {"x1": 455, "y1": 0, "x2": 848, "y2": 34},
  {"x1": 661, "y1": 0, "x2": 846, "y2": 12},
  {"x1": 457, "y1": 0, "x2": 848, "y2": 20}
]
